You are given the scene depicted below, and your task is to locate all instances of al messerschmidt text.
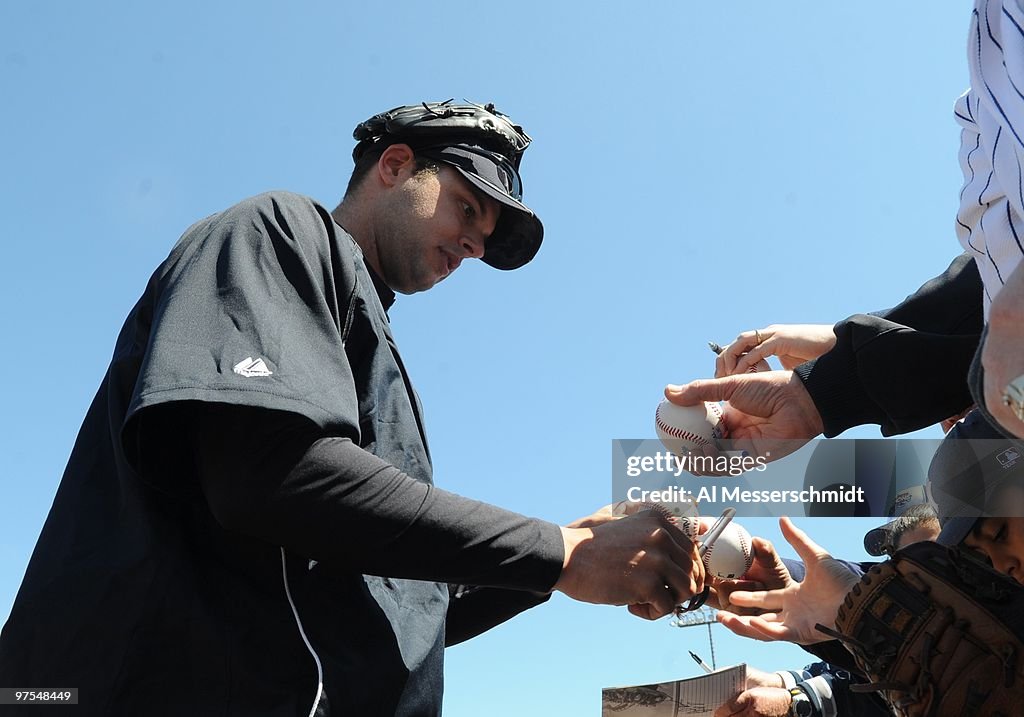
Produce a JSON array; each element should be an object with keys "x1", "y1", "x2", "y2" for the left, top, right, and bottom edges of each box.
[{"x1": 625, "y1": 484, "x2": 867, "y2": 505}]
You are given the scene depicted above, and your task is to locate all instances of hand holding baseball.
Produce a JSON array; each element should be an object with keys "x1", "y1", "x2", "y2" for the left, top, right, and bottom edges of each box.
[
  {"x1": 716, "y1": 517, "x2": 860, "y2": 645},
  {"x1": 555, "y1": 506, "x2": 705, "y2": 620},
  {"x1": 715, "y1": 324, "x2": 837, "y2": 378},
  {"x1": 702, "y1": 522, "x2": 754, "y2": 579},
  {"x1": 665, "y1": 371, "x2": 823, "y2": 462},
  {"x1": 564, "y1": 500, "x2": 701, "y2": 529},
  {"x1": 710, "y1": 535, "x2": 793, "y2": 613},
  {"x1": 655, "y1": 399, "x2": 724, "y2": 457}
]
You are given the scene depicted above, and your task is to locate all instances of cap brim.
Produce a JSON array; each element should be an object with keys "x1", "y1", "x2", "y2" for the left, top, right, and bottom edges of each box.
[
  {"x1": 453, "y1": 168, "x2": 543, "y2": 270},
  {"x1": 928, "y1": 411, "x2": 1024, "y2": 498},
  {"x1": 928, "y1": 410, "x2": 1022, "y2": 546},
  {"x1": 863, "y1": 524, "x2": 894, "y2": 557},
  {"x1": 418, "y1": 145, "x2": 544, "y2": 270},
  {"x1": 937, "y1": 516, "x2": 978, "y2": 547}
]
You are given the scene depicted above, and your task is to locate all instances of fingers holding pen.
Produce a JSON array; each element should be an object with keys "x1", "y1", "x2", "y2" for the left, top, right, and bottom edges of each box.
[
  {"x1": 554, "y1": 507, "x2": 706, "y2": 619},
  {"x1": 714, "y1": 324, "x2": 837, "y2": 377}
]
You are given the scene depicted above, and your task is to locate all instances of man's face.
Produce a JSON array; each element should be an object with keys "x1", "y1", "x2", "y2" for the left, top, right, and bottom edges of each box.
[
  {"x1": 962, "y1": 483, "x2": 1024, "y2": 584},
  {"x1": 375, "y1": 160, "x2": 500, "y2": 294},
  {"x1": 963, "y1": 517, "x2": 1024, "y2": 584}
]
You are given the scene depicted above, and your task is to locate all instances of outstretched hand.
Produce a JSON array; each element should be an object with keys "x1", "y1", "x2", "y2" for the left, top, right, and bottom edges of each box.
[{"x1": 716, "y1": 517, "x2": 860, "y2": 644}]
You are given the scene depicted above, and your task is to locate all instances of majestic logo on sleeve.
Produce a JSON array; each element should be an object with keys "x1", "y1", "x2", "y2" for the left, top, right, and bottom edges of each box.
[{"x1": 233, "y1": 357, "x2": 273, "y2": 377}]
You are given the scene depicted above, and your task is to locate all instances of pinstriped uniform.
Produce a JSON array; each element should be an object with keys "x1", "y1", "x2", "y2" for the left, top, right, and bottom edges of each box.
[{"x1": 956, "y1": 0, "x2": 1024, "y2": 317}]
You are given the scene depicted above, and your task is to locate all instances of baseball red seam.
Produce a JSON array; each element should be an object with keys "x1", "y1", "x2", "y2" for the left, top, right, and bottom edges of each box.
[
  {"x1": 704, "y1": 528, "x2": 753, "y2": 578},
  {"x1": 702, "y1": 543, "x2": 715, "y2": 571},
  {"x1": 655, "y1": 410, "x2": 711, "y2": 447},
  {"x1": 738, "y1": 529, "x2": 752, "y2": 574}
]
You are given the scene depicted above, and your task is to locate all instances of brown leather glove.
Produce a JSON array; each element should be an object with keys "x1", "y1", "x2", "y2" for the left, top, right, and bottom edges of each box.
[{"x1": 826, "y1": 540, "x2": 1024, "y2": 716}]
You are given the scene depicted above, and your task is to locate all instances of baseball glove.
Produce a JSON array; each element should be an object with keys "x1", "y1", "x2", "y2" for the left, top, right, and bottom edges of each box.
[
  {"x1": 352, "y1": 99, "x2": 532, "y2": 166},
  {"x1": 822, "y1": 540, "x2": 1024, "y2": 716}
]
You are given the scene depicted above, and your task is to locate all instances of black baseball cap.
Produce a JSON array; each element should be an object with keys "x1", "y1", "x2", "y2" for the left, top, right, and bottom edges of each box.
[
  {"x1": 862, "y1": 526, "x2": 891, "y2": 557},
  {"x1": 862, "y1": 484, "x2": 935, "y2": 556},
  {"x1": 415, "y1": 143, "x2": 543, "y2": 270},
  {"x1": 351, "y1": 100, "x2": 544, "y2": 271},
  {"x1": 930, "y1": 410, "x2": 1024, "y2": 547}
]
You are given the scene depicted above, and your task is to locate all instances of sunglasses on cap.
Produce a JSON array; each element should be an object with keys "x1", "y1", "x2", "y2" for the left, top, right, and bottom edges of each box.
[{"x1": 417, "y1": 144, "x2": 524, "y2": 203}]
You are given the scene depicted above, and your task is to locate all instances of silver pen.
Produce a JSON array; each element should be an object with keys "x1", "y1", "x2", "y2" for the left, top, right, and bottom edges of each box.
[
  {"x1": 698, "y1": 507, "x2": 735, "y2": 558},
  {"x1": 709, "y1": 339, "x2": 769, "y2": 372},
  {"x1": 689, "y1": 650, "x2": 714, "y2": 674},
  {"x1": 670, "y1": 508, "x2": 736, "y2": 623}
]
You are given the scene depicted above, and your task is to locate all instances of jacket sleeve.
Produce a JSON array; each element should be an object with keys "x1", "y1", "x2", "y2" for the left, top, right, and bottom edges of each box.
[
  {"x1": 794, "y1": 253, "x2": 983, "y2": 437},
  {"x1": 135, "y1": 401, "x2": 566, "y2": 593}
]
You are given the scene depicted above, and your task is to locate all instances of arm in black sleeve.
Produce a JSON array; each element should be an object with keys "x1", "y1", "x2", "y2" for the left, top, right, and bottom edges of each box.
[
  {"x1": 793, "y1": 253, "x2": 983, "y2": 437},
  {"x1": 178, "y1": 401, "x2": 565, "y2": 593},
  {"x1": 867, "y1": 252, "x2": 982, "y2": 332}
]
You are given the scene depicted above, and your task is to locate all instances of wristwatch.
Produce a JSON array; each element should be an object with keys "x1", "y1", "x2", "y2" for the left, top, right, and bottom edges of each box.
[
  {"x1": 788, "y1": 686, "x2": 813, "y2": 717},
  {"x1": 1002, "y1": 374, "x2": 1024, "y2": 422}
]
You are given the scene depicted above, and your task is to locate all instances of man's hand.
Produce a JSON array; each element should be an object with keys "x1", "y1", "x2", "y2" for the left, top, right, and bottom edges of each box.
[
  {"x1": 665, "y1": 371, "x2": 823, "y2": 462},
  {"x1": 716, "y1": 517, "x2": 860, "y2": 644},
  {"x1": 714, "y1": 686, "x2": 792, "y2": 717},
  {"x1": 983, "y1": 263, "x2": 1024, "y2": 438},
  {"x1": 555, "y1": 507, "x2": 705, "y2": 620},
  {"x1": 563, "y1": 503, "x2": 622, "y2": 529},
  {"x1": 715, "y1": 324, "x2": 837, "y2": 377},
  {"x1": 564, "y1": 500, "x2": 703, "y2": 529},
  {"x1": 710, "y1": 536, "x2": 792, "y2": 614},
  {"x1": 743, "y1": 666, "x2": 785, "y2": 689}
]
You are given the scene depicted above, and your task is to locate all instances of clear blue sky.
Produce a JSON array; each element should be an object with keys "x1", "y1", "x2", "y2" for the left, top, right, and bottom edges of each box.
[{"x1": 1, "y1": 2, "x2": 970, "y2": 714}]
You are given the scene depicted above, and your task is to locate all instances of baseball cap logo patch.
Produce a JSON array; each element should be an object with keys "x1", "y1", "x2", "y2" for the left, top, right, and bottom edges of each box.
[
  {"x1": 892, "y1": 491, "x2": 914, "y2": 515},
  {"x1": 997, "y1": 447, "x2": 1021, "y2": 469}
]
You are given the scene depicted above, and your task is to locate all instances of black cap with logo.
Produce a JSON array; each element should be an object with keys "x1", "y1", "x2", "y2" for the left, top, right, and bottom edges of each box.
[
  {"x1": 929, "y1": 411, "x2": 1024, "y2": 547},
  {"x1": 352, "y1": 101, "x2": 543, "y2": 270}
]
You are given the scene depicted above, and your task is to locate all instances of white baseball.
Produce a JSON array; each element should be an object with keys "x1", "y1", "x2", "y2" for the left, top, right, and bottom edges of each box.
[
  {"x1": 655, "y1": 399, "x2": 724, "y2": 456},
  {"x1": 702, "y1": 522, "x2": 754, "y2": 579},
  {"x1": 675, "y1": 515, "x2": 701, "y2": 542}
]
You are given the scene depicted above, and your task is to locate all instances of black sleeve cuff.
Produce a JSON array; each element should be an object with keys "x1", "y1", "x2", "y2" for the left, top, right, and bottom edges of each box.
[
  {"x1": 795, "y1": 317, "x2": 979, "y2": 437},
  {"x1": 794, "y1": 349, "x2": 880, "y2": 439}
]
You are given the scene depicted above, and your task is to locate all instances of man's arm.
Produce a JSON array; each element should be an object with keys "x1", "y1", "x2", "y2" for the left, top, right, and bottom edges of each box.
[
  {"x1": 670, "y1": 254, "x2": 983, "y2": 446},
  {"x1": 137, "y1": 401, "x2": 705, "y2": 620},
  {"x1": 795, "y1": 252, "x2": 982, "y2": 437},
  {"x1": 713, "y1": 663, "x2": 891, "y2": 717}
]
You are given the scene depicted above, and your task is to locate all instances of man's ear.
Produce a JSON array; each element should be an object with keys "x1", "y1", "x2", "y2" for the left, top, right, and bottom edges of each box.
[{"x1": 377, "y1": 144, "x2": 416, "y2": 187}]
